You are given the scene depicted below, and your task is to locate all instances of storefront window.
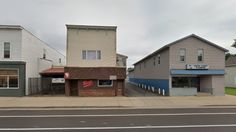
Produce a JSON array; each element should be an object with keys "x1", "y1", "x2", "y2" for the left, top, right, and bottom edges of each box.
[
  {"x1": 98, "y1": 80, "x2": 113, "y2": 87},
  {"x1": 172, "y1": 77, "x2": 199, "y2": 88},
  {"x1": 0, "y1": 69, "x2": 19, "y2": 88}
]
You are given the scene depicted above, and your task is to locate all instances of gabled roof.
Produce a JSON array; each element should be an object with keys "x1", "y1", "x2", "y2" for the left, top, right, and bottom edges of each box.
[
  {"x1": 134, "y1": 34, "x2": 228, "y2": 65},
  {"x1": 226, "y1": 56, "x2": 236, "y2": 67}
]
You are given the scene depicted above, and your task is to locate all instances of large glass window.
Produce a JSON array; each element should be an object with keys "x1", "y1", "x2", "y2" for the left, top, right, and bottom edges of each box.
[
  {"x1": 0, "y1": 69, "x2": 19, "y2": 89},
  {"x1": 197, "y1": 49, "x2": 204, "y2": 62},
  {"x1": 179, "y1": 49, "x2": 186, "y2": 62},
  {"x1": 82, "y1": 50, "x2": 101, "y2": 60},
  {"x1": 172, "y1": 77, "x2": 199, "y2": 88},
  {"x1": 98, "y1": 80, "x2": 113, "y2": 87},
  {"x1": 4, "y1": 42, "x2": 10, "y2": 59}
]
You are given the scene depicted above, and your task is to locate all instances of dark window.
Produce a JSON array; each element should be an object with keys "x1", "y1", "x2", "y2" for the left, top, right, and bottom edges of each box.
[
  {"x1": 158, "y1": 54, "x2": 161, "y2": 64},
  {"x1": 197, "y1": 49, "x2": 204, "y2": 62},
  {"x1": 153, "y1": 57, "x2": 156, "y2": 66},
  {"x1": 43, "y1": 49, "x2": 46, "y2": 59},
  {"x1": 179, "y1": 49, "x2": 186, "y2": 62},
  {"x1": 59, "y1": 58, "x2": 61, "y2": 63},
  {"x1": 4, "y1": 42, "x2": 10, "y2": 58},
  {"x1": 98, "y1": 80, "x2": 113, "y2": 87},
  {"x1": 172, "y1": 77, "x2": 199, "y2": 88}
]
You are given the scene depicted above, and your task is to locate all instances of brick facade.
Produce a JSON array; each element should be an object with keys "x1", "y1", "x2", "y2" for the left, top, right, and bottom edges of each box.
[{"x1": 64, "y1": 67, "x2": 126, "y2": 97}]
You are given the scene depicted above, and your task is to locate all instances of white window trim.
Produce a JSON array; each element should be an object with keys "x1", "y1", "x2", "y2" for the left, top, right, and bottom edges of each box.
[
  {"x1": 197, "y1": 49, "x2": 204, "y2": 62},
  {"x1": 97, "y1": 80, "x2": 113, "y2": 87},
  {"x1": 0, "y1": 68, "x2": 19, "y2": 89},
  {"x1": 82, "y1": 50, "x2": 101, "y2": 60},
  {"x1": 179, "y1": 48, "x2": 186, "y2": 63},
  {"x1": 3, "y1": 42, "x2": 11, "y2": 59}
]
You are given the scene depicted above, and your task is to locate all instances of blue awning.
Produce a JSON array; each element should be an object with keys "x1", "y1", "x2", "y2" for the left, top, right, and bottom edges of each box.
[{"x1": 170, "y1": 69, "x2": 225, "y2": 75}]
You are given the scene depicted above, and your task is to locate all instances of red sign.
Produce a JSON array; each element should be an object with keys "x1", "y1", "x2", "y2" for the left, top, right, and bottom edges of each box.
[
  {"x1": 82, "y1": 80, "x2": 94, "y2": 88},
  {"x1": 64, "y1": 72, "x2": 69, "y2": 79}
]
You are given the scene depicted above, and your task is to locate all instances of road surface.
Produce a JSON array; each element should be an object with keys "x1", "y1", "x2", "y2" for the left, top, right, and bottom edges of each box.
[{"x1": 0, "y1": 108, "x2": 236, "y2": 131}]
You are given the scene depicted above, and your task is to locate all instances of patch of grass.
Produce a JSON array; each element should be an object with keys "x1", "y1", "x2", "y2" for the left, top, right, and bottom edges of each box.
[{"x1": 225, "y1": 87, "x2": 236, "y2": 96}]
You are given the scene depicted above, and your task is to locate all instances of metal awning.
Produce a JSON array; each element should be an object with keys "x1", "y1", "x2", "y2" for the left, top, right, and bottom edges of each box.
[{"x1": 170, "y1": 69, "x2": 225, "y2": 75}]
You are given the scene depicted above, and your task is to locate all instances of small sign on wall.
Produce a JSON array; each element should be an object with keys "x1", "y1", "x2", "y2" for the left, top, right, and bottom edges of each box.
[
  {"x1": 186, "y1": 64, "x2": 209, "y2": 70},
  {"x1": 109, "y1": 75, "x2": 117, "y2": 80},
  {"x1": 52, "y1": 78, "x2": 65, "y2": 83},
  {"x1": 64, "y1": 72, "x2": 69, "y2": 79},
  {"x1": 82, "y1": 80, "x2": 94, "y2": 88}
]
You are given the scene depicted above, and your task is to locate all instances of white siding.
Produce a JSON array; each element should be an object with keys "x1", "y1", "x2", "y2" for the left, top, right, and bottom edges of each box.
[
  {"x1": 21, "y1": 29, "x2": 65, "y2": 95},
  {"x1": 0, "y1": 29, "x2": 22, "y2": 61}
]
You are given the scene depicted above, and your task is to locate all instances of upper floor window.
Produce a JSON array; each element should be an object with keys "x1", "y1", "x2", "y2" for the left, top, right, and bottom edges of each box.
[
  {"x1": 82, "y1": 50, "x2": 101, "y2": 60},
  {"x1": 4, "y1": 42, "x2": 10, "y2": 59},
  {"x1": 158, "y1": 54, "x2": 161, "y2": 64},
  {"x1": 59, "y1": 58, "x2": 62, "y2": 64},
  {"x1": 179, "y1": 49, "x2": 186, "y2": 62},
  {"x1": 197, "y1": 49, "x2": 204, "y2": 62},
  {"x1": 153, "y1": 57, "x2": 156, "y2": 66}
]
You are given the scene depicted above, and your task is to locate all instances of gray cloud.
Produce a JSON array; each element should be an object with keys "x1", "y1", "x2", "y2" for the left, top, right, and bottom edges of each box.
[{"x1": 0, "y1": 0, "x2": 236, "y2": 67}]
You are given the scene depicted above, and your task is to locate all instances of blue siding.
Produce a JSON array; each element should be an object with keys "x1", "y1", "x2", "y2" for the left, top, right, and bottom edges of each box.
[{"x1": 129, "y1": 78, "x2": 169, "y2": 95}]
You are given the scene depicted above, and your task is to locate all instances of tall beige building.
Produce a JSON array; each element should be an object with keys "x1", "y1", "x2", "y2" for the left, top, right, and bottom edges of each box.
[{"x1": 65, "y1": 25, "x2": 127, "y2": 97}]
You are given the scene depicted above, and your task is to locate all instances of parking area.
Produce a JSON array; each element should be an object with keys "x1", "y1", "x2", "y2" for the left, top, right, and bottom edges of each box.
[{"x1": 125, "y1": 82, "x2": 159, "y2": 97}]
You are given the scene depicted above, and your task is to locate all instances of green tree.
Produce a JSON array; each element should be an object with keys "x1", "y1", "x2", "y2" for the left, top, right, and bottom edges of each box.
[{"x1": 232, "y1": 39, "x2": 236, "y2": 48}]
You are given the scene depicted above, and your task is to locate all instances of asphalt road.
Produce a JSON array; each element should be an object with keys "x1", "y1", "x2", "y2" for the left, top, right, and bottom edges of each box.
[{"x1": 0, "y1": 108, "x2": 236, "y2": 131}]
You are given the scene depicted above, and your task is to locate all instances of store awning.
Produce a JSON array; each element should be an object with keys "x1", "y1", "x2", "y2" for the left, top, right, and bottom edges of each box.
[
  {"x1": 40, "y1": 67, "x2": 64, "y2": 76},
  {"x1": 170, "y1": 69, "x2": 225, "y2": 75}
]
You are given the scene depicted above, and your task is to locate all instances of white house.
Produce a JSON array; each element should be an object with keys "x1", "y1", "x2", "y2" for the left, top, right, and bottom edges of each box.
[{"x1": 0, "y1": 25, "x2": 65, "y2": 96}]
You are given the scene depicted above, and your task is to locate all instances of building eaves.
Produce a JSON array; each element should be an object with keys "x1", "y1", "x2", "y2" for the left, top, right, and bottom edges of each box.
[
  {"x1": 0, "y1": 25, "x2": 23, "y2": 30},
  {"x1": 117, "y1": 53, "x2": 128, "y2": 58}
]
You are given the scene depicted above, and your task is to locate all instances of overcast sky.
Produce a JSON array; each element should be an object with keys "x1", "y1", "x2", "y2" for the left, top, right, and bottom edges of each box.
[{"x1": 1, "y1": 0, "x2": 236, "y2": 67}]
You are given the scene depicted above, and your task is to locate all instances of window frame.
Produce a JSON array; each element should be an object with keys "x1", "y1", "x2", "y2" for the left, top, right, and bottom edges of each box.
[
  {"x1": 197, "y1": 49, "x2": 204, "y2": 62},
  {"x1": 157, "y1": 54, "x2": 161, "y2": 64},
  {"x1": 0, "y1": 68, "x2": 19, "y2": 89},
  {"x1": 179, "y1": 48, "x2": 186, "y2": 62},
  {"x1": 3, "y1": 42, "x2": 11, "y2": 59},
  {"x1": 82, "y1": 50, "x2": 101, "y2": 60},
  {"x1": 97, "y1": 80, "x2": 113, "y2": 87}
]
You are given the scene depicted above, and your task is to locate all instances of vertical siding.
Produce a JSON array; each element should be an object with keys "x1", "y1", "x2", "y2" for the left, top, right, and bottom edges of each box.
[
  {"x1": 169, "y1": 37, "x2": 225, "y2": 70},
  {"x1": 67, "y1": 28, "x2": 116, "y2": 67},
  {"x1": 225, "y1": 66, "x2": 236, "y2": 88},
  {"x1": 133, "y1": 48, "x2": 170, "y2": 79},
  {"x1": 212, "y1": 75, "x2": 225, "y2": 96}
]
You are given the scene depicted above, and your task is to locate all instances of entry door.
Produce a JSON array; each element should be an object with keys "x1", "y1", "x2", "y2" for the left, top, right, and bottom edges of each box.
[
  {"x1": 196, "y1": 77, "x2": 200, "y2": 92},
  {"x1": 70, "y1": 80, "x2": 78, "y2": 96}
]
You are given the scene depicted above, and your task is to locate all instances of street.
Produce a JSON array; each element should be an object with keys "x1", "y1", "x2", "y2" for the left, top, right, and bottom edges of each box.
[{"x1": 0, "y1": 108, "x2": 236, "y2": 131}]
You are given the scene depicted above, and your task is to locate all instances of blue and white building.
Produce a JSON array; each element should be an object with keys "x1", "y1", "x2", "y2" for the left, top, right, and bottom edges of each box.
[{"x1": 128, "y1": 34, "x2": 228, "y2": 96}]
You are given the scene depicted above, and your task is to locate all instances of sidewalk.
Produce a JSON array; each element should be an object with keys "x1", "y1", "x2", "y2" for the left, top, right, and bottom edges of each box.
[{"x1": 0, "y1": 95, "x2": 236, "y2": 109}]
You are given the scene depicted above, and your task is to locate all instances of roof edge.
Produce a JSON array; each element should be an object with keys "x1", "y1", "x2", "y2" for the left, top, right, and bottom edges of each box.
[
  {"x1": 133, "y1": 34, "x2": 228, "y2": 65},
  {"x1": 66, "y1": 24, "x2": 117, "y2": 30}
]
